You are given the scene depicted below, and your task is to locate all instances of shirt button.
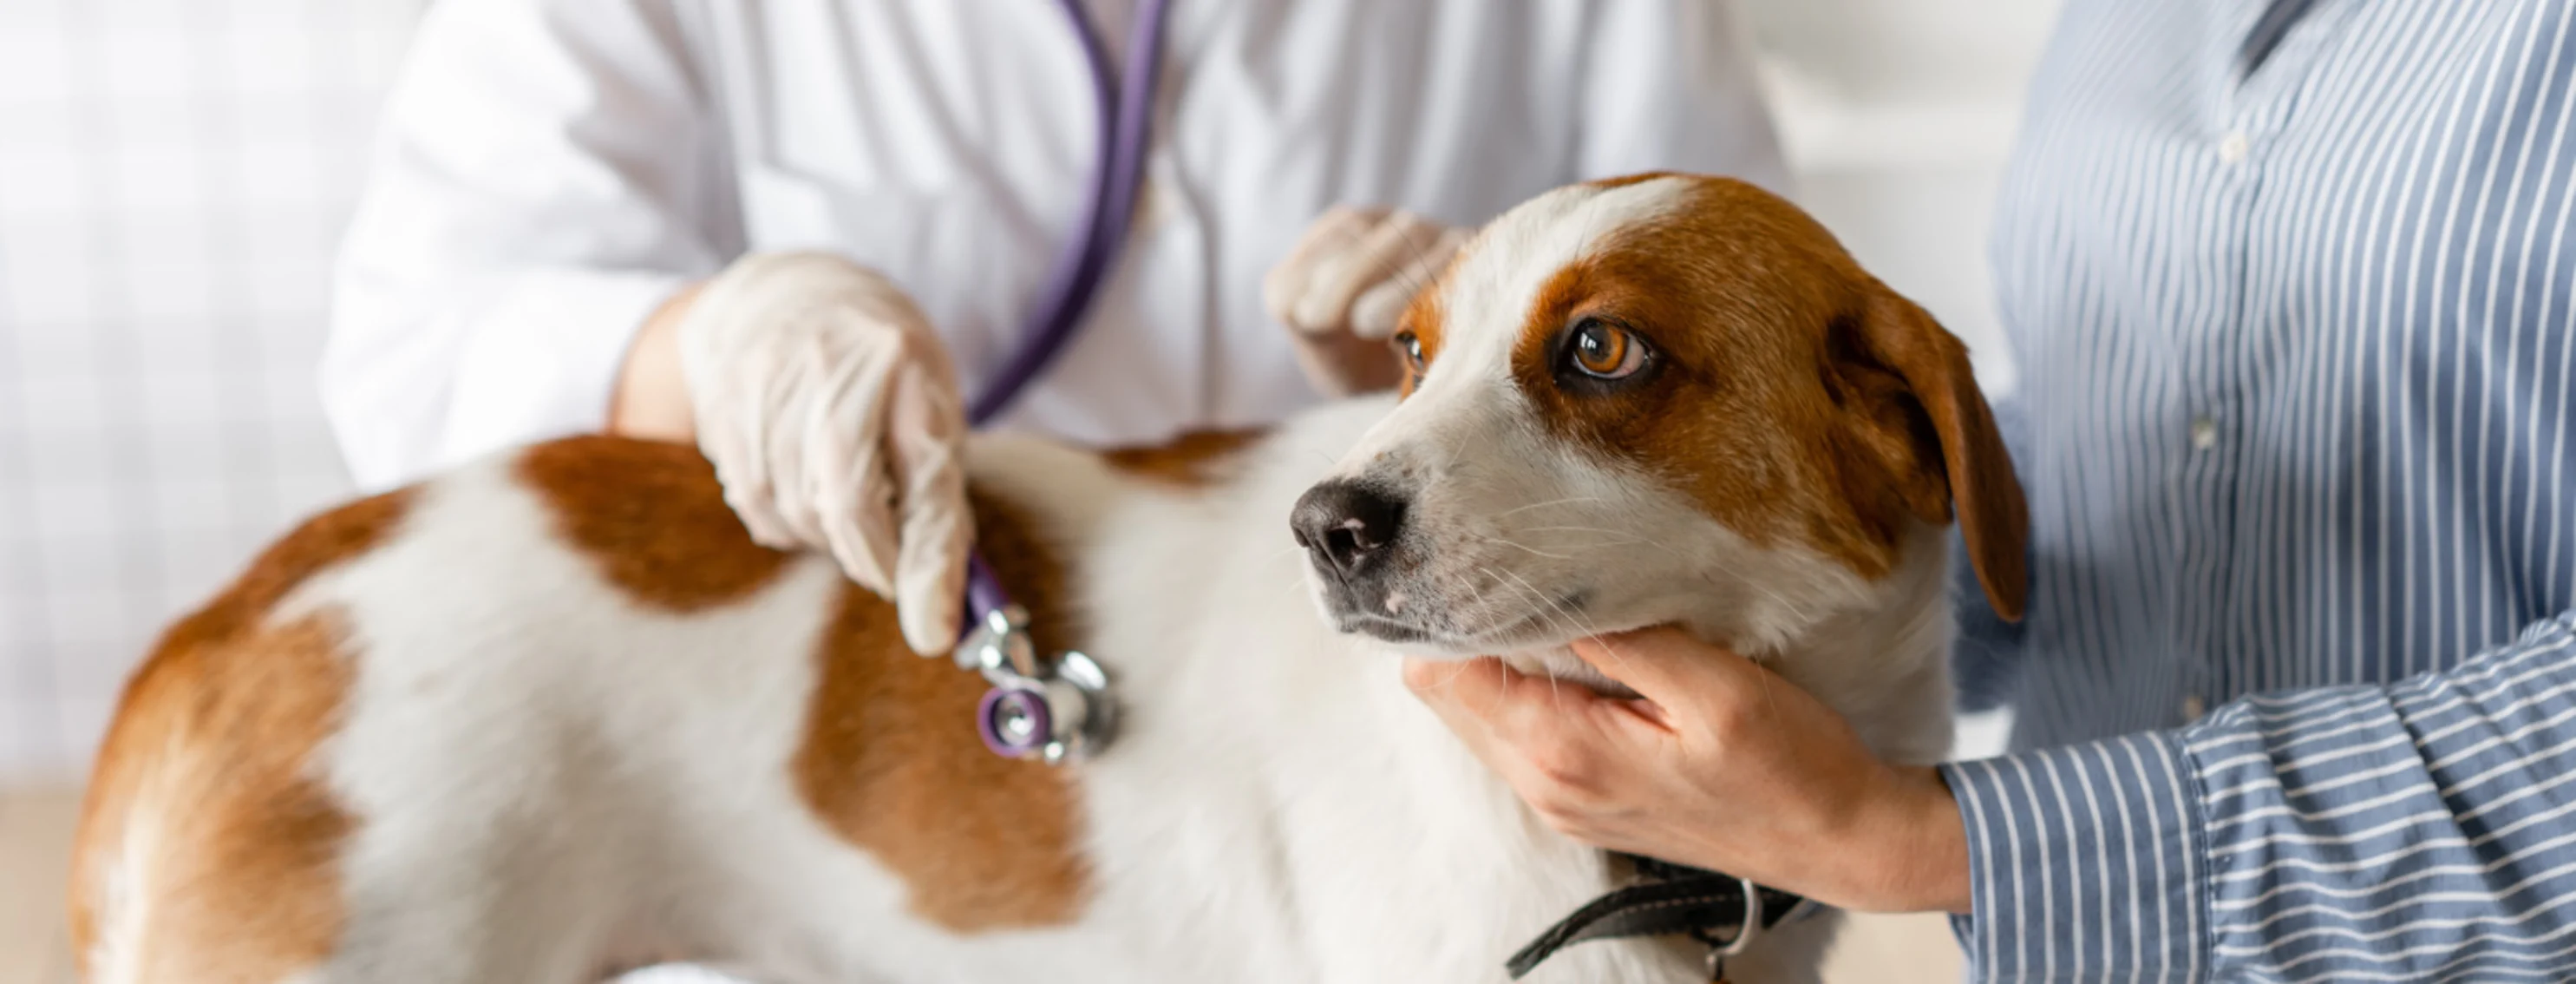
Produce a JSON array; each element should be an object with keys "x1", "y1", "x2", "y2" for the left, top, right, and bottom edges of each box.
[
  {"x1": 2218, "y1": 129, "x2": 2251, "y2": 164},
  {"x1": 2181, "y1": 694, "x2": 2207, "y2": 720},
  {"x1": 2191, "y1": 418, "x2": 2218, "y2": 449}
]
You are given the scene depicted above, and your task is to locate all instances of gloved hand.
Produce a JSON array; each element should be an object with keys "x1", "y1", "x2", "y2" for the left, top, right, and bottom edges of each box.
[
  {"x1": 1264, "y1": 207, "x2": 1469, "y2": 396},
  {"x1": 677, "y1": 253, "x2": 971, "y2": 656}
]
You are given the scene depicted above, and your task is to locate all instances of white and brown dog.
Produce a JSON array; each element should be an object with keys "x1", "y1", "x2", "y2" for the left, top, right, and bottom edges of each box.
[{"x1": 71, "y1": 174, "x2": 2023, "y2": 983}]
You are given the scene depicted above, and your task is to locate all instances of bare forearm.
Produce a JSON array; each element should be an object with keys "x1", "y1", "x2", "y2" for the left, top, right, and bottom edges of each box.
[
  {"x1": 609, "y1": 282, "x2": 703, "y2": 442},
  {"x1": 1845, "y1": 765, "x2": 1972, "y2": 914}
]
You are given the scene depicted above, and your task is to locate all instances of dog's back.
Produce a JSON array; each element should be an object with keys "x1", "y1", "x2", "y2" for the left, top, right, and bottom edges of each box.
[
  {"x1": 71, "y1": 437, "x2": 1099, "y2": 982},
  {"x1": 73, "y1": 484, "x2": 409, "y2": 983}
]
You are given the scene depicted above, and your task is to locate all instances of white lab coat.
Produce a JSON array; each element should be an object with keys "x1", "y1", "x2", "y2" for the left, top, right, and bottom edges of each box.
[{"x1": 324, "y1": 0, "x2": 1787, "y2": 491}]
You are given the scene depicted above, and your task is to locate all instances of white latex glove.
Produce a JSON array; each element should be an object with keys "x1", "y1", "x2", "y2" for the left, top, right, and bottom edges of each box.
[
  {"x1": 1263, "y1": 207, "x2": 1470, "y2": 396},
  {"x1": 677, "y1": 253, "x2": 971, "y2": 656}
]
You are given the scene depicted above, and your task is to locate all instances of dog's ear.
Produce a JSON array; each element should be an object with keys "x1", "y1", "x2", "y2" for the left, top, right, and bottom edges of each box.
[{"x1": 1834, "y1": 286, "x2": 2029, "y2": 622}]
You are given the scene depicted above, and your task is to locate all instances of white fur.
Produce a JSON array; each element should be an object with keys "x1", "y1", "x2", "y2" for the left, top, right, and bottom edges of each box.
[
  {"x1": 96, "y1": 180, "x2": 1957, "y2": 982},
  {"x1": 88, "y1": 799, "x2": 153, "y2": 984}
]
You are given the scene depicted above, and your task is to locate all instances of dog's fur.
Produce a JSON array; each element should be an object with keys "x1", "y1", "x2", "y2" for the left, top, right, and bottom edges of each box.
[{"x1": 70, "y1": 174, "x2": 2022, "y2": 983}]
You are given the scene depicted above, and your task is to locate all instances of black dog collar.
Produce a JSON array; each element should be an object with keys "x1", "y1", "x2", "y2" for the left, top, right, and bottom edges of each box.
[{"x1": 1506, "y1": 856, "x2": 1811, "y2": 981}]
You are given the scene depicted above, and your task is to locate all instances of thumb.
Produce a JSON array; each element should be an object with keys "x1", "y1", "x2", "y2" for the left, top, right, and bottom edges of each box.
[
  {"x1": 1402, "y1": 655, "x2": 1514, "y2": 707},
  {"x1": 1403, "y1": 656, "x2": 1565, "y2": 732},
  {"x1": 1568, "y1": 626, "x2": 1764, "y2": 708},
  {"x1": 1405, "y1": 656, "x2": 1626, "y2": 739}
]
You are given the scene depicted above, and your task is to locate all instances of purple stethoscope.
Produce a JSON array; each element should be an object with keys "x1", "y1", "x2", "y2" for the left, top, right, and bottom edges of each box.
[{"x1": 952, "y1": 0, "x2": 1171, "y2": 764}]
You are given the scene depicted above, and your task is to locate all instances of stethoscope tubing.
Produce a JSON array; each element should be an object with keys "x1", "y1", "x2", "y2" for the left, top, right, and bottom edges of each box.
[
  {"x1": 962, "y1": 0, "x2": 1174, "y2": 626},
  {"x1": 968, "y1": 0, "x2": 1174, "y2": 426}
]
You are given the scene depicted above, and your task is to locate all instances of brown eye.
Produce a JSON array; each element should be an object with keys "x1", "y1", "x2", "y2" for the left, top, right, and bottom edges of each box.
[
  {"x1": 1394, "y1": 331, "x2": 1425, "y2": 370},
  {"x1": 1565, "y1": 319, "x2": 1647, "y2": 380}
]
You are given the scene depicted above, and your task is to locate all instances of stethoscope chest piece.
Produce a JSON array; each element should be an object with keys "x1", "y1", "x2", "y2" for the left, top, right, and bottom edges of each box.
[{"x1": 958, "y1": 604, "x2": 1116, "y2": 764}]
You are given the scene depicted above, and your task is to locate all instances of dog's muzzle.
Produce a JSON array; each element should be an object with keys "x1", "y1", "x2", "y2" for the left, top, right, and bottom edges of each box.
[{"x1": 1291, "y1": 478, "x2": 1415, "y2": 631}]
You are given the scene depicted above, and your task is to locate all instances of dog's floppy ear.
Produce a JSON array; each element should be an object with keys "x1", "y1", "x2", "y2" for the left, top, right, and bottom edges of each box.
[{"x1": 1842, "y1": 286, "x2": 2030, "y2": 622}]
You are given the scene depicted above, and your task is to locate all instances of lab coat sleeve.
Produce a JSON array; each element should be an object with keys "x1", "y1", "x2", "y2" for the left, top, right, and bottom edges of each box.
[
  {"x1": 324, "y1": 0, "x2": 729, "y2": 490},
  {"x1": 1572, "y1": 0, "x2": 1791, "y2": 197},
  {"x1": 1939, "y1": 610, "x2": 2576, "y2": 981}
]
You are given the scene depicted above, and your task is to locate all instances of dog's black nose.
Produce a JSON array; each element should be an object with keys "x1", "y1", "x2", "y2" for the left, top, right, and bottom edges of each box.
[{"x1": 1291, "y1": 481, "x2": 1408, "y2": 577}]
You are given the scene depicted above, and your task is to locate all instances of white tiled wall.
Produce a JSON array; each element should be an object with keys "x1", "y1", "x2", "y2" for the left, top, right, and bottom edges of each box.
[
  {"x1": 0, "y1": 0, "x2": 418, "y2": 784},
  {"x1": 0, "y1": 0, "x2": 2063, "y2": 786}
]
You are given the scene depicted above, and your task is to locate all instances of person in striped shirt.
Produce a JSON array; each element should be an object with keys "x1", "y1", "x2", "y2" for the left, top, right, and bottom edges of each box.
[{"x1": 1409, "y1": 0, "x2": 2576, "y2": 979}]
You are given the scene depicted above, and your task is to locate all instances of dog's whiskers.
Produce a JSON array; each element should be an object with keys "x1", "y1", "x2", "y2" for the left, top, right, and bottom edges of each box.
[
  {"x1": 1487, "y1": 567, "x2": 1614, "y2": 712},
  {"x1": 1500, "y1": 567, "x2": 1605, "y2": 646},
  {"x1": 1485, "y1": 536, "x2": 1572, "y2": 561},
  {"x1": 1486, "y1": 495, "x2": 1605, "y2": 520}
]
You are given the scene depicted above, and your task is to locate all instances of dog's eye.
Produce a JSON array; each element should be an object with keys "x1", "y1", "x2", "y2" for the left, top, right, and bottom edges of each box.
[
  {"x1": 1394, "y1": 331, "x2": 1425, "y2": 371},
  {"x1": 1563, "y1": 319, "x2": 1648, "y2": 380}
]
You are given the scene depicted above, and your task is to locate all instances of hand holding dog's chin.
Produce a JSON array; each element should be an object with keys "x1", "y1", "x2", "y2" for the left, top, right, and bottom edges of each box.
[{"x1": 1401, "y1": 627, "x2": 1972, "y2": 915}]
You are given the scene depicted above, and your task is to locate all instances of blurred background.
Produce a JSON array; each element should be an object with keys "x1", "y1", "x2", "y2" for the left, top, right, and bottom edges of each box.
[
  {"x1": 0, "y1": 0, "x2": 420, "y2": 786},
  {"x1": 0, "y1": 0, "x2": 2058, "y2": 976}
]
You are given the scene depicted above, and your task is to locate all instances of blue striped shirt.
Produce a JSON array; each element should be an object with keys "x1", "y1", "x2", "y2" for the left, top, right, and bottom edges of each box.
[{"x1": 1936, "y1": 0, "x2": 2576, "y2": 979}]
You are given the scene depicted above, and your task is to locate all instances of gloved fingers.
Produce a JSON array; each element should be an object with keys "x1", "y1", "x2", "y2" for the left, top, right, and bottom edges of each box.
[
  {"x1": 810, "y1": 471, "x2": 900, "y2": 600},
  {"x1": 1348, "y1": 225, "x2": 1468, "y2": 340},
  {"x1": 810, "y1": 351, "x2": 907, "y2": 596},
  {"x1": 886, "y1": 367, "x2": 972, "y2": 655},
  {"x1": 1290, "y1": 210, "x2": 1450, "y2": 333},
  {"x1": 716, "y1": 458, "x2": 799, "y2": 550},
  {"x1": 1263, "y1": 207, "x2": 1387, "y2": 335},
  {"x1": 895, "y1": 545, "x2": 966, "y2": 658},
  {"x1": 674, "y1": 250, "x2": 972, "y2": 639},
  {"x1": 712, "y1": 309, "x2": 828, "y2": 553},
  {"x1": 673, "y1": 254, "x2": 791, "y2": 541},
  {"x1": 775, "y1": 338, "x2": 847, "y2": 543},
  {"x1": 697, "y1": 369, "x2": 799, "y2": 550}
]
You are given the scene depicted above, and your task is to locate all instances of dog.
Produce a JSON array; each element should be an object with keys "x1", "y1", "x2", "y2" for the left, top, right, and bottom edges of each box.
[{"x1": 70, "y1": 173, "x2": 2023, "y2": 983}]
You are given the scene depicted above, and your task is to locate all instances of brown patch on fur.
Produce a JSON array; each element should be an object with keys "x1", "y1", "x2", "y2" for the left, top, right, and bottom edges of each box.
[
  {"x1": 72, "y1": 490, "x2": 408, "y2": 981},
  {"x1": 1585, "y1": 170, "x2": 1683, "y2": 191},
  {"x1": 794, "y1": 489, "x2": 1093, "y2": 931},
  {"x1": 1396, "y1": 279, "x2": 1449, "y2": 400},
  {"x1": 1103, "y1": 428, "x2": 1266, "y2": 487},
  {"x1": 518, "y1": 436, "x2": 793, "y2": 612},
  {"x1": 1511, "y1": 176, "x2": 2028, "y2": 617}
]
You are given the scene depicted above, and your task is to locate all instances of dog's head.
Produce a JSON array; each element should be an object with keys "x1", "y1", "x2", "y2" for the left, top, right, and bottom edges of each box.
[{"x1": 1290, "y1": 174, "x2": 2024, "y2": 672}]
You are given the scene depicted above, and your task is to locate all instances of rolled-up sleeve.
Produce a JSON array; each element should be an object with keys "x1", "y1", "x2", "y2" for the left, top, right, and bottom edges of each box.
[
  {"x1": 1943, "y1": 611, "x2": 2576, "y2": 981},
  {"x1": 324, "y1": 0, "x2": 729, "y2": 489}
]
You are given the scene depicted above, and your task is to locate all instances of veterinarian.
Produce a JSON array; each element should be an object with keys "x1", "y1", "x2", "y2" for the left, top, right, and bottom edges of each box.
[
  {"x1": 1409, "y1": 1, "x2": 2576, "y2": 979},
  {"x1": 323, "y1": 0, "x2": 1784, "y2": 653}
]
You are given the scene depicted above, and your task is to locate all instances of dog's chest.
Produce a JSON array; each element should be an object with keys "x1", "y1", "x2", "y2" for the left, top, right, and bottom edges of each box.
[{"x1": 1037, "y1": 641, "x2": 1697, "y2": 983}]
